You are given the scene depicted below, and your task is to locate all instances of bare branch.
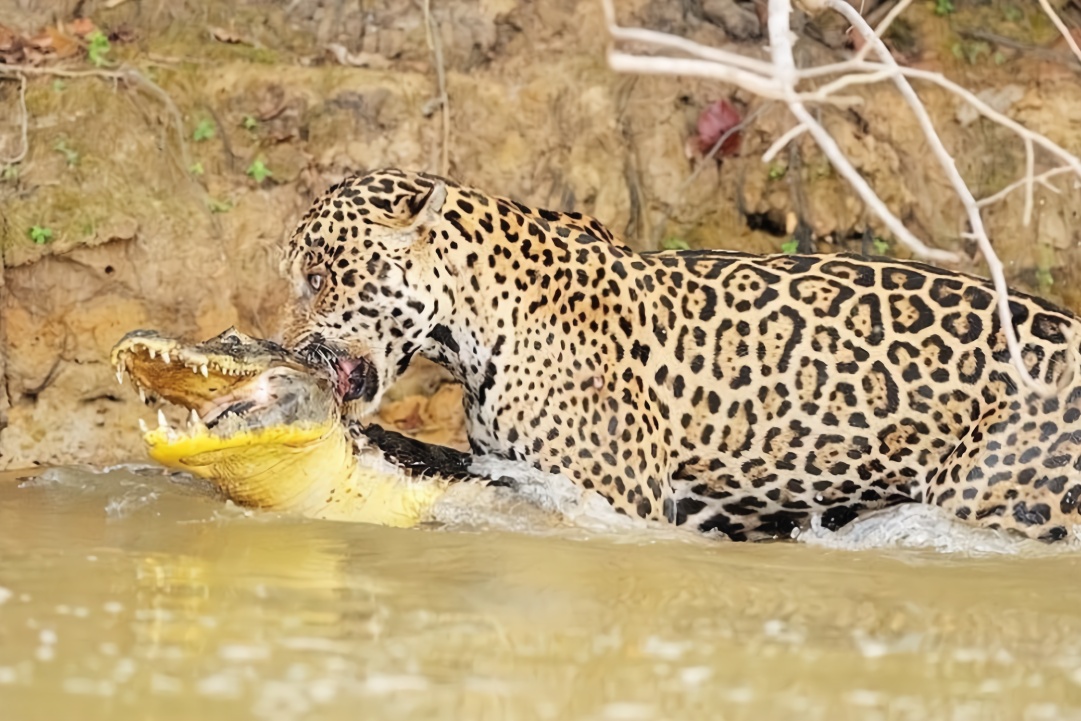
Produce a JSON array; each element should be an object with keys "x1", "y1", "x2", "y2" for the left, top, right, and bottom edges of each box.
[
  {"x1": 762, "y1": 122, "x2": 807, "y2": 163},
  {"x1": 1038, "y1": 0, "x2": 1081, "y2": 66},
  {"x1": 0, "y1": 73, "x2": 28, "y2": 165},
  {"x1": 601, "y1": 0, "x2": 778, "y2": 77},
  {"x1": 976, "y1": 166, "x2": 1075, "y2": 209}
]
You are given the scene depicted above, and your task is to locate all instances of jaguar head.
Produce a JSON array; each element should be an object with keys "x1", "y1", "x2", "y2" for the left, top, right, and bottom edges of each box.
[{"x1": 282, "y1": 169, "x2": 456, "y2": 415}]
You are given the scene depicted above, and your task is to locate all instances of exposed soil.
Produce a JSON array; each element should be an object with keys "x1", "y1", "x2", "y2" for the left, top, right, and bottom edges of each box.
[{"x1": 1, "y1": 0, "x2": 1080, "y2": 467}]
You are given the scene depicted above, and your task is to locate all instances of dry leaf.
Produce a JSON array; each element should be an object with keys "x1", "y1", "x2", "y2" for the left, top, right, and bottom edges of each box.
[
  {"x1": 44, "y1": 27, "x2": 80, "y2": 58},
  {"x1": 68, "y1": 18, "x2": 96, "y2": 37}
]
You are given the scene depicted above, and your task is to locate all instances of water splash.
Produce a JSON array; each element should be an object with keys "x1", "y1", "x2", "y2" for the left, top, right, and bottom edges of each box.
[{"x1": 800, "y1": 503, "x2": 1081, "y2": 555}]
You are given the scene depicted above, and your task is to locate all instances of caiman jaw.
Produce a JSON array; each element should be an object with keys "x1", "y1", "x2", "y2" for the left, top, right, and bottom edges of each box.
[
  {"x1": 110, "y1": 332, "x2": 264, "y2": 412},
  {"x1": 110, "y1": 329, "x2": 334, "y2": 462}
]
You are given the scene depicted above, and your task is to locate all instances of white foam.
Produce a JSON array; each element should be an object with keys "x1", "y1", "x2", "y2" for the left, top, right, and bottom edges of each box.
[
  {"x1": 431, "y1": 457, "x2": 648, "y2": 536},
  {"x1": 448, "y1": 461, "x2": 1081, "y2": 555},
  {"x1": 799, "y1": 503, "x2": 1081, "y2": 555}
]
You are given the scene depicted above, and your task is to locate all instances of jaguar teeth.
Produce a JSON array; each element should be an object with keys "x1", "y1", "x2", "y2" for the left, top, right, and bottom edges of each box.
[
  {"x1": 157, "y1": 409, "x2": 169, "y2": 429},
  {"x1": 116, "y1": 369, "x2": 124, "y2": 386},
  {"x1": 138, "y1": 418, "x2": 149, "y2": 434},
  {"x1": 138, "y1": 387, "x2": 147, "y2": 403}
]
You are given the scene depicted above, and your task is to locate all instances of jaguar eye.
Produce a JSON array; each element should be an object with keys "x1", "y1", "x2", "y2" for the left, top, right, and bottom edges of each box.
[{"x1": 307, "y1": 273, "x2": 324, "y2": 292}]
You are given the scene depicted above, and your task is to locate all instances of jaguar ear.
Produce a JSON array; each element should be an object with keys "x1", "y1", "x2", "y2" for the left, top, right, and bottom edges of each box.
[{"x1": 405, "y1": 181, "x2": 447, "y2": 229}]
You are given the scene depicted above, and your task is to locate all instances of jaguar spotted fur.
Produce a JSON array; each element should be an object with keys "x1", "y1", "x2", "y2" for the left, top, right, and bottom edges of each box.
[{"x1": 281, "y1": 169, "x2": 1081, "y2": 542}]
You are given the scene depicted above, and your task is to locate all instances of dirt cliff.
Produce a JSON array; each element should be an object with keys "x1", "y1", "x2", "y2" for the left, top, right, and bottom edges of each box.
[{"x1": 1, "y1": 0, "x2": 1080, "y2": 467}]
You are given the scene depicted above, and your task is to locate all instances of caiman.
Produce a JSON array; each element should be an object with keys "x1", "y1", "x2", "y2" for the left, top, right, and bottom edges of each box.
[{"x1": 110, "y1": 328, "x2": 596, "y2": 529}]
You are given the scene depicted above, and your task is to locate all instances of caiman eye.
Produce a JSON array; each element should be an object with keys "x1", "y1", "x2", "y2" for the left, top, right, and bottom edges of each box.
[{"x1": 307, "y1": 273, "x2": 324, "y2": 292}]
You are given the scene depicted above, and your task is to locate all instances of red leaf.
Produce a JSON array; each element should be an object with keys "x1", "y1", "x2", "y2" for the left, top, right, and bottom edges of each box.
[{"x1": 696, "y1": 99, "x2": 742, "y2": 157}]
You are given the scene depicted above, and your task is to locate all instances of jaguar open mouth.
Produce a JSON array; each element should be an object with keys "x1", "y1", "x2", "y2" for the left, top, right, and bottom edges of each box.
[
  {"x1": 334, "y1": 357, "x2": 379, "y2": 402},
  {"x1": 295, "y1": 341, "x2": 379, "y2": 403}
]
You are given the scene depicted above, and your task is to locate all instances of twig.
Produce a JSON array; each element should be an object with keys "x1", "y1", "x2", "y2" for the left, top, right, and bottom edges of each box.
[
  {"x1": 422, "y1": 0, "x2": 450, "y2": 176},
  {"x1": 768, "y1": 0, "x2": 958, "y2": 262},
  {"x1": 976, "y1": 166, "x2": 1075, "y2": 208},
  {"x1": 855, "y1": 0, "x2": 915, "y2": 60},
  {"x1": 829, "y1": 0, "x2": 1057, "y2": 395},
  {"x1": 681, "y1": 104, "x2": 771, "y2": 194},
  {"x1": 0, "y1": 65, "x2": 125, "y2": 79},
  {"x1": 600, "y1": 0, "x2": 777, "y2": 78},
  {"x1": 651, "y1": 104, "x2": 771, "y2": 248},
  {"x1": 0, "y1": 73, "x2": 28, "y2": 165},
  {"x1": 956, "y1": 27, "x2": 1081, "y2": 70},
  {"x1": 810, "y1": 61, "x2": 1081, "y2": 182},
  {"x1": 0, "y1": 64, "x2": 192, "y2": 175},
  {"x1": 762, "y1": 121, "x2": 806, "y2": 163},
  {"x1": 607, "y1": 50, "x2": 862, "y2": 106},
  {"x1": 122, "y1": 68, "x2": 192, "y2": 173},
  {"x1": 1038, "y1": 0, "x2": 1081, "y2": 66}
]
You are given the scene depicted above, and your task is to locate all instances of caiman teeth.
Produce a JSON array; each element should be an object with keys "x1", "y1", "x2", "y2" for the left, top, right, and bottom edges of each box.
[
  {"x1": 157, "y1": 409, "x2": 168, "y2": 429},
  {"x1": 148, "y1": 348, "x2": 157, "y2": 360},
  {"x1": 138, "y1": 418, "x2": 149, "y2": 434},
  {"x1": 116, "y1": 368, "x2": 124, "y2": 386},
  {"x1": 200, "y1": 363, "x2": 209, "y2": 378}
]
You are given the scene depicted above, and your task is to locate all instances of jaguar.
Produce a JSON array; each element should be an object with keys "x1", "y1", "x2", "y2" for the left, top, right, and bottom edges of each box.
[{"x1": 282, "y1": 168, "x2": 1081, "y2": 542}]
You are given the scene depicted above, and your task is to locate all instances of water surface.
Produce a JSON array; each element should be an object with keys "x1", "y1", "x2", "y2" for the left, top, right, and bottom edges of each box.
[{"x1": 2, "y1": 466, "x2": 1080, "y2": 720}]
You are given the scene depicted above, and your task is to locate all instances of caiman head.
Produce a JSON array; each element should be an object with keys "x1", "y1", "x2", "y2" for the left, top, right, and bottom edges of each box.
[{"x1": 110, "y1": 327, "x2": 451, "y2": 525}]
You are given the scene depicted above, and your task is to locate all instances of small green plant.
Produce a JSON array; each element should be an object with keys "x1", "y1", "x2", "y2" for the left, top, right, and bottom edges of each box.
[
  {"x1": 193, "y1": 119, "x2": 215, "y2": 142},
  {"x1": 53, "y1": 139, "x2": 79, "y2": 167},
  {"x1": 1036, "y1": 267, "x2": 1055, "y2": 292},
  {"x1": 872, "y1": 236, "x2": 889, "y2": 255},
  {"x1": 781, "y1": 238, "x2": 799, "y2": 254},
  {"x1": 1, "y1": 165, "x2": 18, "y2": 182},
  {"x1": 189, "y1": 161, "x2": 205, "y2": 176},
  {"x1": 246, "y1": 157, "x2": 272, "y2": 183},
  {"x1": 86, "y1": 30, "x2": 111, "y2": 68},
  {"x1": 767, "y1": 164, "x2": 787, "y2": 181},
  {"x1": 951, "y1": 40, "x2": 990, "y2": 64},
  {"x1": 242, "y1": 115, "x2": 258, "y2": 131},
  {"x1": 207, "y1": 198, "x2": 234, "y2": 213},
  {"x1": 51, "y1": 79, "x2": 66, "y2": 93},
  {"x1": 934, "y1": 0, "x2": 955, "y2": 16},
  {"x1": 29, "y1": 225, "x2": 54, "y2": 244},
  {"x1": 661, "y1": 237, "x2": 690, "y2": 251},
  {"x1": 1003, "y1": 4, "x2": 1023, "y2": 23}
]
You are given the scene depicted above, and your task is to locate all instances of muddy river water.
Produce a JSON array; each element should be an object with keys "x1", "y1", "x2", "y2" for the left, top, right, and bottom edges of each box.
[{"x1": 2, "y1": 466, "x2": 1081, "y2": 720}]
